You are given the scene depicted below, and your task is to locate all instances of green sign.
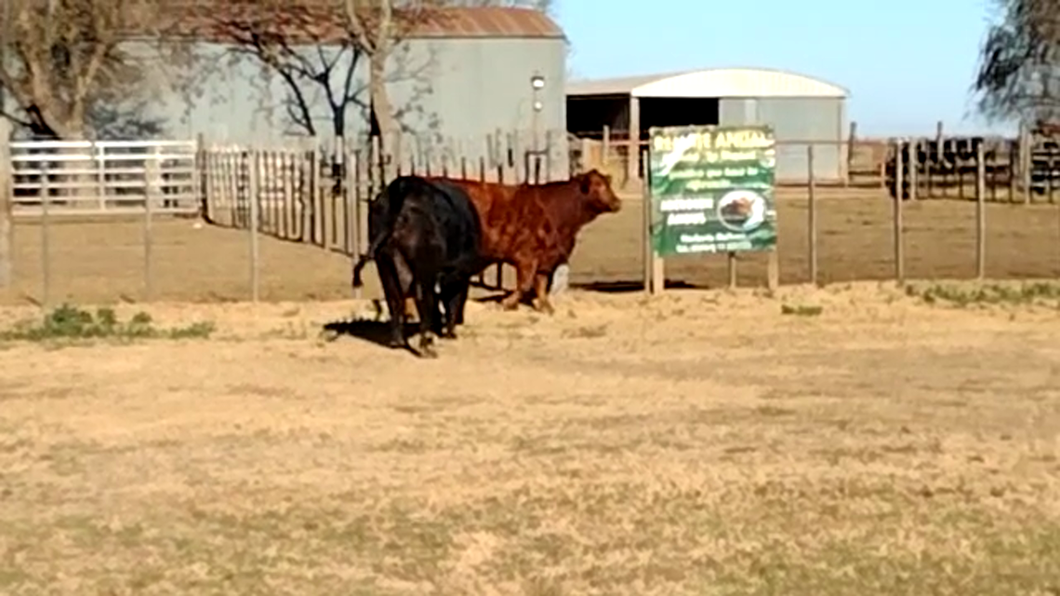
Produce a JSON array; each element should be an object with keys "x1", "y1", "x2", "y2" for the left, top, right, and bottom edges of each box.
[{"x1": 648, "y1": 125, "x2": 777, "y2": 257}]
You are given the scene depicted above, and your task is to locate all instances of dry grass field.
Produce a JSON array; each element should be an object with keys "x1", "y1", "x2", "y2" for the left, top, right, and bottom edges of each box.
[
  {"x1": 1, "y1": 188, "x2": 1058, "y2": 307},
  {"x1": 1, "y1": 283, "x2": 1060, "y2": 594}
]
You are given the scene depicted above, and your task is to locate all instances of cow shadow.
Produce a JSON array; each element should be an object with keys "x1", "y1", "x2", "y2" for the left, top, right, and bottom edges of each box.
[
  {"x1": 468, "y1": 280, "x2": 704, "y2": 302},
  {"x1": 471, "y1": 293, "x2": 507, "y2": 305},
  {"x1": 572, "y1": 280, "x2": 702, "y2": 293},
  {"x1": 322, "y1": 318, "x2": 421, "y2": 351}
]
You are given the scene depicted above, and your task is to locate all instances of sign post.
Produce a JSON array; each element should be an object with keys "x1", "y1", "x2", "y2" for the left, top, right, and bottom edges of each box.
[{"x1": 647, "y1": 125, "x2": 777, "y2": 293}]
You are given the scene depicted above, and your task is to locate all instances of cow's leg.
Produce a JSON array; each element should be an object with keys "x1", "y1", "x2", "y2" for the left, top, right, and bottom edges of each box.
[
  {"x1": 433, "y1": 279, "x2": 449, "y2": 337},
  {"x1": 531, "y1": 272, "x2": 555, "y2": 315},
  {"x1": 375, "y1": 253, "x2": 408, "y2": 349},
  {"x1": 392, "y1": 255, "x2": 419, "y2": 328},
  {"x1": 437, "y1": 275, "x2": 469, "y2": 339},
  {"x1": 412, "y1": 280, "x2": 439, "y2": 358},
  {"x1": 436, "y1": 278, "x2": 457, "y2": 339},
  {"x1": 500, "y1": 259, "x2": 537, "y2": 311},
  {"x1": 452, "y1": 276, "x2": 470, "y2": 326}
]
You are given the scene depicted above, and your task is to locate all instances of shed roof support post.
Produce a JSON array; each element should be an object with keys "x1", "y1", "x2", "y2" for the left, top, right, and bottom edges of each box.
[{"x1": 627, "y1": 95, "x2": 640, "y2": 188}]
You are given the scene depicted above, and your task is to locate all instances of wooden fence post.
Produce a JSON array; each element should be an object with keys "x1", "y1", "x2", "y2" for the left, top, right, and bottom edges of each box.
[
  {"x1": 930, "y1": 121, "x2": 943, "y2": 198},
  {"x1": 909, "y1": 138, "x2": 919, "y2": 201},
  {"x1": 650, "y1": 175, "x2": 664, "y2": 296},
  {"x1": 641, "y1": 146, "x2": 653, "y2": 295},
  {"x1": 894, "y1": 139, "x2": 905, "y2": 284},
  {"x1": 304, "y1": 140, "x2": 316, "y2": 245},
  {"x1": 976, "y1": 141, "x2": 986, "y2": 280},
  {"x1": 350, "y1": 149, "x2": 362, "y2": 299},
  {"x1": 845, "y1": 121, "x2": 856, "y2": 188},
  {"x1": 1020, "y1": 120, "x2": 1032, "y2": 202},
  {"x1": 602, "y1": 125, "x2": 611, "y2": 174},
  {"x1": 249, "y1": 149, "x2": 260, "y2": 302},
  {"x1": 727, "y1": 253, "x2": 737, "y2": 290},
  {"x1": 1008, "y1": 140, "x2": 1018, "y2": 203},
  {"x1": 143, "y1": 155, "x2": 156, "y2": 301},
  {"x1": 196, "y1": 133, "x2": 208, "y2": 221},
  {"x1": 0, "y1": 119, "x2": 12, "y2": 289},
  {"x1": 807, "y1": 144, "x2": 818, "y2": 285}
]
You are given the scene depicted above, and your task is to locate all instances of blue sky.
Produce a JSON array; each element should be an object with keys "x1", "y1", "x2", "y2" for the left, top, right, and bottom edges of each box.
[{"x1": 554, "y1": 0, "x2": 1012, "y2": 136}]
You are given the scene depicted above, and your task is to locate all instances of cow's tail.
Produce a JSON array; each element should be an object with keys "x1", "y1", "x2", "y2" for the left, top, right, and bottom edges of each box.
[
  {"x1": 351, "y1": 225, "x2": 394, "y2": 288},
  {"x1": 350, "y1": 254, "x2": 371, "y2": 289},
  {"x1": 351, "y1": 202, "x2": 398, "y2": 289}
]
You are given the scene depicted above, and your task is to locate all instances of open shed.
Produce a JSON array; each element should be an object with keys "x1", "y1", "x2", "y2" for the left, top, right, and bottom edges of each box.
[{"x1": 566, "y1": 67, "x2": 849, "y2": 184}]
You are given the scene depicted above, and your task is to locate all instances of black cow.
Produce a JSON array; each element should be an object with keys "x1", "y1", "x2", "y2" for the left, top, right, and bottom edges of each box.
[{"x1": 350, "y1": 176, "x2": 482, "y2": 357}]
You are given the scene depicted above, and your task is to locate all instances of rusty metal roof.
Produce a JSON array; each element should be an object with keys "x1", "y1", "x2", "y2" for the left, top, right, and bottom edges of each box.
[
  {"x1": 411, "y1": 7, "x2": 564, "y2": 39},
  {"x1": 160, "y1": 3, "x2": 564, "y2": 43}
]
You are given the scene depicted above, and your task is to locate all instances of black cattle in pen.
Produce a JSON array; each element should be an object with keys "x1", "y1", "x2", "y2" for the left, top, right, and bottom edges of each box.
[{"x1": 886, "y1": 136, "x2": 989, "y2": 200}]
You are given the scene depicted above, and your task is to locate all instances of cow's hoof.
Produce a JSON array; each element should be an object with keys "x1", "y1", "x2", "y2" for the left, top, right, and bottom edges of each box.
[
  {"x1": 440, "y1": 329, "x2": 458, "y2": 340},
  {"x1": 387, "y1": 337, "x2": 405, "y2": 349},
  {"x1": 533, "y1": 300, "x2": 555, "y2": 315}
]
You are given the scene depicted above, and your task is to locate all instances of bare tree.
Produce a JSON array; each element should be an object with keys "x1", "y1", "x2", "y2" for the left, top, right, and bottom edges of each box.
[
  {"x1": 203, "y1": 0, "x2": 368, "y2": 138},
  {"x1": 345, "y1": 0, "x2": 555, "y2": 149},
  {"x1": 0, "y1": 0, "x2": 168, "y2": 139},
  {"x1": 194, "y1": 0, "x2": 436, "y2": 140},
  {"x1": 974, "y1": 0, "x2": 1060, "y2": 125},
  {"x1": 345, "y1": 0, "x2": 399, "y2": 141}
]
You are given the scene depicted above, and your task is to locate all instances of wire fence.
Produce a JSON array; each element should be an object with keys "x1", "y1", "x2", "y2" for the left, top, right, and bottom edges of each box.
[{"x1": 0, "y1": 126, "x2": 1058, "y2": 307}]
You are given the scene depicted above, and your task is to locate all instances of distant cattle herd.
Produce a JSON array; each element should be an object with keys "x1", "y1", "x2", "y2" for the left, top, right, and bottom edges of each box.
[
  {"x1": 351, "y1": 169, "x2": 621, "y2": 358},
  {"x1": 886, "y1": 131, "x2": 1060, "y2": 201}
]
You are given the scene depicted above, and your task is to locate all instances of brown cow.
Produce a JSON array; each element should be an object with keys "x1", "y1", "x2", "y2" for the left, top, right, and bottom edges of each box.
[{"x1": 424, "y1": 169, "x2": 621, "y2": 314}]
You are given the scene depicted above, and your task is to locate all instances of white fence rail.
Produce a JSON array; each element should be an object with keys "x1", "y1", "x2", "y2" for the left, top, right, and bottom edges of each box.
[{"x1": 10, "y1": 139, "x2": 200, "y2": 216}]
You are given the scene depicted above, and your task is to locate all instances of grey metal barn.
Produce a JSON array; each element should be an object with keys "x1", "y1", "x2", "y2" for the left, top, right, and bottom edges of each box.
[
  {"x1": 566, "y1": 68, "x2": 849, "y2": 183},
  {"x1": 138, "y1": 7, "x2": 571, "y2": 180}
]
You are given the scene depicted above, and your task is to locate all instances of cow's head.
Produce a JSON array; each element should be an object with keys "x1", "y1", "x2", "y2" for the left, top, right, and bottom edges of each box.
[{"x1": 575, "y1": 169, "x2": 622, "y2": 213}]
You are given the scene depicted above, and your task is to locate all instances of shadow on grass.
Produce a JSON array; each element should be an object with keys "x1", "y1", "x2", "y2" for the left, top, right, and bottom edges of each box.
[
  {"x1": 571, "y1": 279, "x2": 703, "y2": 293},
  {"x1": 468, "y1": 279, "x2": 707, "y2": 302},
  {"x1": 321, "y1": 317, "x2": 426, "y2": 352}
]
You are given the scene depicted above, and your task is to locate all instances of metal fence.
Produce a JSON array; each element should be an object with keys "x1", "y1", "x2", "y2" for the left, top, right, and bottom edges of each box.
[
  {"x1": 9, "y1": 139, "x2": 199, "y2": 216},
  {"x1": 571, "y1": 132, "x2": 888, "y2": 191}
]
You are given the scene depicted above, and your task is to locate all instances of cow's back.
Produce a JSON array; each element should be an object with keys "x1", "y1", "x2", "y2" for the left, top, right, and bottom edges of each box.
[
  {"x1": 428, "y1": 179, "x2": 484, "y2": 273},
  {"x1": 423, "y1": 177, "x2": 527, "y2": 259},
  {"x1": 419, "y1": 177, "x2": 590, "y2": 276}
]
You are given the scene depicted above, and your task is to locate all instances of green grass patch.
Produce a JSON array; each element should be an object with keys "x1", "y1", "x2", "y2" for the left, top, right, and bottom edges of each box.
[
  {"x1": 781, "y1": 304, "x2": 824, "y2": 316},
  {"x1": 0, "y1": 304, "x2": 214, "y2": 342},
  {"x1": 906, "y1": 281, "x2": 1060, "y2": 307}
]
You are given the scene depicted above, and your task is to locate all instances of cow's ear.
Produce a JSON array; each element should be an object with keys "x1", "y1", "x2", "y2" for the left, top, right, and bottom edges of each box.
[
  {"x1": 579, "y1": 174, "x2": 591, "y2": 194},
  {"x1": 604, "y1": 173, "x2": 612, "y2": 185}
]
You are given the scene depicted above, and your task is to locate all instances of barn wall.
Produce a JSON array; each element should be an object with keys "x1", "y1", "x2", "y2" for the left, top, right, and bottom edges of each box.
[
  {"x1": 123, "y1": 37, "x2": 569, "y2": 180},
  {"x1": 386, "y1": 37, "x2": 569, "y2": 180},
  {"x1": 123, "y1": 40, "x2": 341, "y2": 144},
  {"x1": 719, "y1": 96, "x2": 846, "y2": 182}
]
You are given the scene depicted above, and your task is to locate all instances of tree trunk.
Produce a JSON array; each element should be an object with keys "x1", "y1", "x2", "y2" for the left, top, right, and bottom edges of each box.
[{"x1": 369, "y1": 50, "x2": 397, "y2": 150}]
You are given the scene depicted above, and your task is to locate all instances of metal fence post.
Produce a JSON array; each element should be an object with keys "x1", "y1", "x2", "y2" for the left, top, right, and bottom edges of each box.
[
  {"x1": 40, "y1": 158, "x2": 51, "y2": 308},
  {"x1": 0, "y1": 119, "x2": 12, "y2": 289},
  {"x1": 144, "y1": 155, "x2": 155, "y2": 300},
  {"x1": 976, "y1": 141, "x2": 987, "y2": 279},
  {"x1": 807, "y1": 144, "x2": 818, "y2": 285},
  {"x1": 894, "y1": 138, "x2": 905, "y2": 284}
]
